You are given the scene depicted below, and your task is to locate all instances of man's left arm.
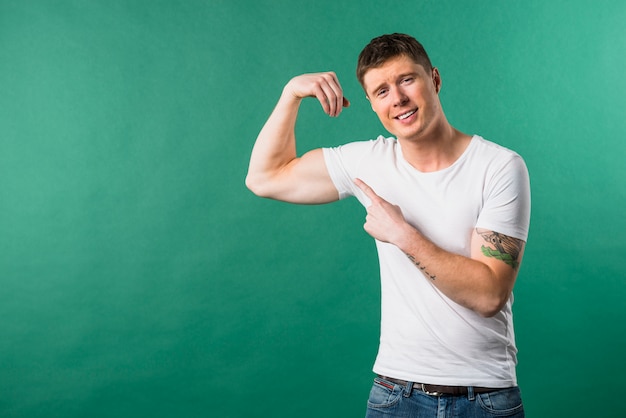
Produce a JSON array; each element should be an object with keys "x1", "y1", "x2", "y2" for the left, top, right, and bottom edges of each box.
[{"x1": 354, "y1": 178, "x2": 525, "y2": 318}]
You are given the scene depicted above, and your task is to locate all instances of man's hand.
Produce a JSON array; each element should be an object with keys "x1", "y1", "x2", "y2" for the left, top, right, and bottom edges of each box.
[
  {"x1": 285, "y1": 72, "x2": 350, "y2": 117},
  {"x1": 354, "y1": 178, "x2": 413, "y2": 245}
]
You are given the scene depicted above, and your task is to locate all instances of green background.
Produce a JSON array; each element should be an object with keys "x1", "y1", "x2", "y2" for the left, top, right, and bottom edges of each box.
[{"x1": 1, "y1": 1, "x2": 624, "y2": 417}]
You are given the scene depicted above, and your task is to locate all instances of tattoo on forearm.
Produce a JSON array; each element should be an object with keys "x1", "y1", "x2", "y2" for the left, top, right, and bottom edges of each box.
[
  {"x1": 406, "y1": 254, "x2": 436, "y2": 280},
  {"x1": 477, "y1": 229, "x2": 523, "y2": 270}
]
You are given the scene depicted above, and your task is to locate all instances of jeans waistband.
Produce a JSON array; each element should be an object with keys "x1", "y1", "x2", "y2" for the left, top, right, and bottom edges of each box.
[{"x1": 377, "y1": 375, "x2": 503, "y2": 396}]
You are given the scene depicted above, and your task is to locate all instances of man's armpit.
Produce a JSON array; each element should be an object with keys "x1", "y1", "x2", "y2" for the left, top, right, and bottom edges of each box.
[{"x1": 476, "y1": 228, "x2": 524, "y2": 270}]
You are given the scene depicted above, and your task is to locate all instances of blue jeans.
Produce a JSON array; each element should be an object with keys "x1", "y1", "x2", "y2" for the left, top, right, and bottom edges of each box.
[{"x1": 365, "y1": 376, "x2": 524, "y2": 418}]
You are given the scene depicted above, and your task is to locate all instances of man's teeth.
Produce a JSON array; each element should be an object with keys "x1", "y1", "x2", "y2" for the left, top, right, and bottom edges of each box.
[{"x1": 397, "y1": 110, "x2": 416, "y2": 120}]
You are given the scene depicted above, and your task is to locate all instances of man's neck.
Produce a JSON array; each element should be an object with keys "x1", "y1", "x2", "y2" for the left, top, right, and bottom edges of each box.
[{"x1": 397, "y1": 124, "x2": 472, "y2": 173}]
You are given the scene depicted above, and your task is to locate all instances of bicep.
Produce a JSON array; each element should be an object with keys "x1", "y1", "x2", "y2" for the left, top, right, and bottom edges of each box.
[
  {"x1": 270, "y1": 148, "x2": 340, "y2": 204},
  {"x1": 470, "y1": 228, "x2": 526, "y2": 292}
]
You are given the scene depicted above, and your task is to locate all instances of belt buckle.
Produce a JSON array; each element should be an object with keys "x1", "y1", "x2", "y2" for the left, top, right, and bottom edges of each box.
[{"x1": 421, "y1": 383, "x2": 443, "y2": 396}]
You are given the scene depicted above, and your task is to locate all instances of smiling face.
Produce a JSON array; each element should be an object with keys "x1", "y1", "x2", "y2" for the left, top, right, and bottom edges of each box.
[{"x1": 362, "y1": 54, "x2": 443, "y2": 143}]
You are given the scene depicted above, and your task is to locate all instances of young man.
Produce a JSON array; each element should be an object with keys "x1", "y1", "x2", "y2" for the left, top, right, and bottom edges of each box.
[{"x1": 246, "y1": 33, "x2": 530, "y2": 418}]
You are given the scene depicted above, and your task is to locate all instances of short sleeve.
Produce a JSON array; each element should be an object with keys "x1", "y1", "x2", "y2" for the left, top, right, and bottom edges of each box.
[
  {"x1": 322, "y1": 139, "x2": 381, "y2": 200},
  {"x1": 476, "y1": 154, "x2": 531, "y2": 241}
]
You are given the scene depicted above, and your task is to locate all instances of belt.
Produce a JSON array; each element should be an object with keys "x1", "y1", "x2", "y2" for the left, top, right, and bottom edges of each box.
[{"x1": 377, "y1": 375, "x2": 499, "y2": 396}]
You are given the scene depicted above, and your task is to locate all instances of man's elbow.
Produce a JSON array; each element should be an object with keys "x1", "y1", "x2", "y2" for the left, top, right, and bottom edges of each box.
[
  {"x1": 245, "y1": 172, "x2": 284, "y2": 200},
  {"x1": 245, "y1": 173, "x2": 270, "y2": 198},
  {"x1": 476, "y1": 293, "x2": 511, "y2": 318},
  {"x1": 477, "y1": 305, "x2": 503, "y2": 319}
]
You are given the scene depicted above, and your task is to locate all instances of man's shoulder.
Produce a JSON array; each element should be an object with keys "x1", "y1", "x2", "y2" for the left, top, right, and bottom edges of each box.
[
  {"x1": 333, "y1": 135, "x2": 395, "y2": 149},
  {"x1": 325, "y1": 135, "x2": 398, "y2": 159},
  {"x1": 469, "y1": 135, "x2": 524, "y2": 165},
  {"x1": 467, "y1": 136, "x2": 530, "y2": 192}
]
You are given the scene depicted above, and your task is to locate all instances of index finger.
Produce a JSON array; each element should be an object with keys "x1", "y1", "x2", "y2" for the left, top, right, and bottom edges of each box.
[{"x1": 353, "y1": 178, "x2": 381, "y2": 202}]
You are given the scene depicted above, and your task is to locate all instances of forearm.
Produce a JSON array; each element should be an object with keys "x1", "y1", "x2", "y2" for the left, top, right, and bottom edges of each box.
[
  {"x1": 396, "y1": 227, "x2": 511, "y2": 317},
  {"x1": 246, "y1": 87, "x2": 302, "y2": 193}
]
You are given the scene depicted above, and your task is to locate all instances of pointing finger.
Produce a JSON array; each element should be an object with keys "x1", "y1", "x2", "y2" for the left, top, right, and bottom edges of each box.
[{"x1": 353, "y1": 178, "x2": 380, "y2": 202}]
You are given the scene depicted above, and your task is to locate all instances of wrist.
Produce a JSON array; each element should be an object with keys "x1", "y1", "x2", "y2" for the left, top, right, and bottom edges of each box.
[
  {"x1": 282, "y1": 80, "x2": 304, "y2": 102},
  {"x1": 394, "y1": 223, "x2": 421, "y2": 253}
]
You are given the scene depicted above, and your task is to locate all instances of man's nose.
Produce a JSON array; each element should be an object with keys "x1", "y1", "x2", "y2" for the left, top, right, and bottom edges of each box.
[{"x1": 391, "y1": 88, "x2": 409, "y2": 106}]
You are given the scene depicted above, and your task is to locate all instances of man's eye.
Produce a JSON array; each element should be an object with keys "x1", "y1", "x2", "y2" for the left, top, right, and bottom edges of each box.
[
  {"x1": 377, "y1": 89, "x2": 388, "y2": 97},
  {"x1": 401, "y1": 77, "x2": 413, "y2": 84}
]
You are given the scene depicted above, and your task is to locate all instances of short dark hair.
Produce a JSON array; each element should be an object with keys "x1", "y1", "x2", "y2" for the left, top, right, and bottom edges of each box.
[{"x1": 356, "y1": 33, "x2": 433, "y2": 88}]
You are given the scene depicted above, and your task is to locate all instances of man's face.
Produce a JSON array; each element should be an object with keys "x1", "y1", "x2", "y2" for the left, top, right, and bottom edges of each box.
[{"x1": 362, "y1": 55, "x2": 442, "y2": 142}]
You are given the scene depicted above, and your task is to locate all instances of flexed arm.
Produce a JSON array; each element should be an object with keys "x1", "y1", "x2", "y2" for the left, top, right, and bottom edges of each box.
[{"x1": 245, "y1": 72, "x2": 350, "y2": 204}]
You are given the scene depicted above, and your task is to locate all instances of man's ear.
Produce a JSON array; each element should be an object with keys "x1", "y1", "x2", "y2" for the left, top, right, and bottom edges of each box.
[{"x1": 432, "y1": 67, "x2": 442, "y2": 94}]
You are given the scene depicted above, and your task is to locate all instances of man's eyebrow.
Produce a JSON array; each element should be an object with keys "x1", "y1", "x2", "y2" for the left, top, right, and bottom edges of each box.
[
  {"x1": 398, "y1": 71, "x2": 419, "y2": 80},
  {"x1": 369, "y1": 81, "x2": 388, "y2": 95}
]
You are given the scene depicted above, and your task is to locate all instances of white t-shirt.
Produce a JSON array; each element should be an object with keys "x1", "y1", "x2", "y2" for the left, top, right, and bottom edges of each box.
[{"x1": 323, "y1": 135, "x2": 531, "y2": 388}]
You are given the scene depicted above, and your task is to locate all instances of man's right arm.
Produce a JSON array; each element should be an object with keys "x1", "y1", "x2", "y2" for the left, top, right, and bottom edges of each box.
[{"x1": 245, "y1": 72, "x2": 349, "y2": 204}]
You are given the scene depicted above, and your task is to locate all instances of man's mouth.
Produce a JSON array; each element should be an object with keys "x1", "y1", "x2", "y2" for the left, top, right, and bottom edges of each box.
[{"x1": 396, "y1": 109, "x2": 417, "y2": 120}]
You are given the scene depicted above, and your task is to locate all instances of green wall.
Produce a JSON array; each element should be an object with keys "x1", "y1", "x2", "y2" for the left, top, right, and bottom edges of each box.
[{"x1": 1, "y1": 1, "x2": 624, "y2": 417}]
